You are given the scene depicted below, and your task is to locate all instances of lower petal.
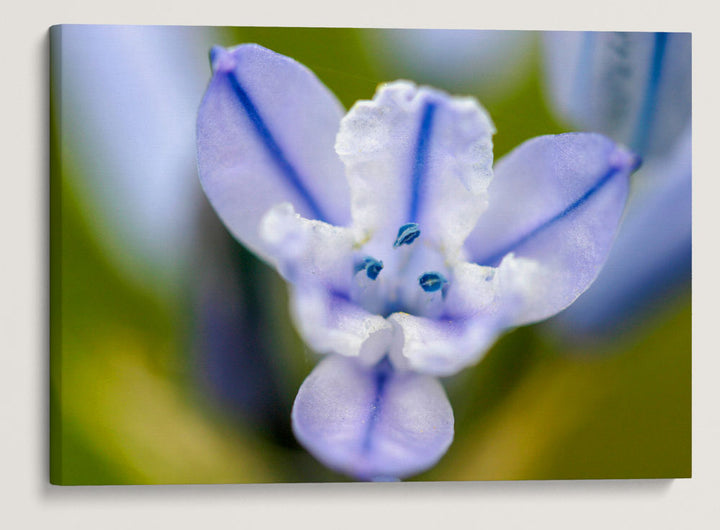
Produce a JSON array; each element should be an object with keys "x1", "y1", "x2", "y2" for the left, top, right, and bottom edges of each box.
[
  {"x1": 388, "y1": 312, "x2": 504, "y2": 377},
  {"x1": 289, "y1": 287, "x2": 393, "y2": 363},
  {"x1": 387, "y1": 258, "x2": 533, "y2": 376},
  {"x1": 292, "y1": 355, "x2": 454, "y2": 480}
]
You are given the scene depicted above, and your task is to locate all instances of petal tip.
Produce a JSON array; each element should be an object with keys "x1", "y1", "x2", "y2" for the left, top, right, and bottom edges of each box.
[
  {"x1": 209, "y1": 45, "x2": 236, "y2": 73},
  {"x1": 611, "y1": 144, "x2": 642, "y2": 174}
]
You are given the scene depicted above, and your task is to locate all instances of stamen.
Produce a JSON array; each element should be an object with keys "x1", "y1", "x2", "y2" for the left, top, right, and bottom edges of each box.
[
  {"x1": 393, "y1": 223, "x2": 421, "y2": 248},
  {"x1": 355, "y1": 257, "x2": 384, "y2": 280},
  {"x1": 418, "y1": 271, "x2": 448, "y2": 293}
]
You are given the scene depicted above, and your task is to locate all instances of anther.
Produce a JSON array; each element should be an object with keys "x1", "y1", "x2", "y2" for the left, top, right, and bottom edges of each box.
[
  {"x1": 393, "y1": 223, "x2": 421, "y2": 248},
  {"x1": 355, "y1": 257, "x2": 384, "y2": 280},
  {"x1": 418, "y1": 272, "x2": 448, "y2": 293}
]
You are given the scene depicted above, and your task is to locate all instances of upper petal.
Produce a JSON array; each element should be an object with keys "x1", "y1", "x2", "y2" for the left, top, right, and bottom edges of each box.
[
  {"x1": 197, "y1": 44, "x2": 351, "y2": 261},
  {"x1": 543, "y1": 32, "x2": 691, "y2": 157},
  {"x1": 292, "y1": 354, "x2": 454, "y2": 481},
  {"x1": 465, "y1": 133, "x2": 636, "y2": 326},
  {"x1": 335, "y1": 81, "x2": 495, "y2": 258}
]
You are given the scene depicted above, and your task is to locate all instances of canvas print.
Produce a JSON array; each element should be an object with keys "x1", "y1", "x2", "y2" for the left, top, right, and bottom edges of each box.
[{"x1": 50, "y1": 25, "x2": 691, "y2": 484}]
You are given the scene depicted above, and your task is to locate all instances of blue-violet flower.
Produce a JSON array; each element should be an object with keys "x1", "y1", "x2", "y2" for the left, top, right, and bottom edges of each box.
[{"x1": 196, "y1": 44, "x2": 638, "y2": 480}]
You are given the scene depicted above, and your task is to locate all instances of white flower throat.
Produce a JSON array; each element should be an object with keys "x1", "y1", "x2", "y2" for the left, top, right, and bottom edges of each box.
[{"x1": 351, "y1": 222, "x2": 450, "y2": 319}]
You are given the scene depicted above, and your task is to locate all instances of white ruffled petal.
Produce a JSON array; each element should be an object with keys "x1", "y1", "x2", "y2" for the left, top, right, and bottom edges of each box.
[
  {"x1": 386, "y1": 254, "x2": 545, "y2": 376},
  {"x1": 289, "y1": 287, "x2": 394, "y2": 364},
  {"x1": 336, "y1": 81, "x2": 495, "y2": 258},
  {"x1": 259, "y1": 202, "x2": 355, "y2": 289}
]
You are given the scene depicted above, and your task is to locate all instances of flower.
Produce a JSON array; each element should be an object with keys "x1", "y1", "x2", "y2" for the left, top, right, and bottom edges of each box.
[
  {"x1": 543, "y1": 32, "x2": 691, "y2": 338},
  {"x1": 196, "y1": 44, "x2": 638, "y2": 480}
]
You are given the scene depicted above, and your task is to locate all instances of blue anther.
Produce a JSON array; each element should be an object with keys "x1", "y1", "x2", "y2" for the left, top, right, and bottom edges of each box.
[
  {"x1": 418, "y1": 272, "x2": 448, "y2": 293},
  {"x1": 355, "y1": 257, "x2": 384, "y2": 280},
  {"x1": 393, "y1": 223, "x2": 421, "y2": 248}
]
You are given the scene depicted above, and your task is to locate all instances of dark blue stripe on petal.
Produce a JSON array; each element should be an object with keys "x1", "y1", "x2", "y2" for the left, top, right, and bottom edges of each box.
[
  {"x1": 631, "y1": 33, "x2": 668, "y2": 156},
  {"x1": 362, "y1": 356, "x2": 393, "y2": 453},
  {"x1": 408, "y1": 101, "x2": 437, "y2": 222},
  {"x1": 226, "y1": 71, "x2": 328, "y2": 222},
  {"x1": 475, "y1": 163, "x2": 628, "y2": 267}
]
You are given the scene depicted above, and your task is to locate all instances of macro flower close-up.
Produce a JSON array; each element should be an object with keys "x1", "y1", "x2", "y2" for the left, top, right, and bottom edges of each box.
[
  {"x1": 196, "y1": 43, "x2": 639, "y2": 480},
  {"x1": 50, "y1": 26, "x2": 690, "y2": 487}
]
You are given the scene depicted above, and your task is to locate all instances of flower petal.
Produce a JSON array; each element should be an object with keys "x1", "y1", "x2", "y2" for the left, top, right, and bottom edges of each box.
[
  {"x1": 465, "y1": 133, "x2": 636, "y2": 326},
  {"x1": 264, "y1": 205, "x2": 396, "y2": 364},
  {"x1": 292, "y1": 355, "x2": 454, "y2": 480},
  {"x1": 289, "y1": 287, "x2": 394, "y2": 363},
  {"x1": 388, "y1": 313, "x2": 503, "y2": 377},
  {"x1": 259, "y1": 202, "x2": 355, "y2": 289},
  {"x1": 543, "y1": 32, "x2": 691, "y2": 157},
  {"x1": 553, "y1": 127, "x2": 691, "y2": 337},
  {"x1": 387, "y1": 257, "x2": 533, "y2": 376},
  {"x1": 336, "y1": 81, "x2": 495, "y2": 257},
  {"x1": 197, "y1": 44, "x2": 351, "y2": 261}
]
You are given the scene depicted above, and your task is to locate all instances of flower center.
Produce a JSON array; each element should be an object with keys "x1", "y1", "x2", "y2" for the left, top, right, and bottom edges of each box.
[{"x1": 351, "y1": 223, "x2": 450, "y2": 318}]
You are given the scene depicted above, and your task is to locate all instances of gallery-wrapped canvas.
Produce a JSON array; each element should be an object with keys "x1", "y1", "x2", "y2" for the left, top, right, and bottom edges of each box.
[{"x1": 50, "y1": 25, "x2": 691, "y2": 484}]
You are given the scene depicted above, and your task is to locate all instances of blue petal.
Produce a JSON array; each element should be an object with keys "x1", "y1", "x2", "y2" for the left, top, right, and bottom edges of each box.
[
  {"x1": 543, "y1": 32, "x2": 691, "y2": 338},
  {"x1": 552, "y1": 128, "x2": 691, "y2": 337},
  {"x1": 292, "y1": 355, "x2": 454, "y2": 480},
  {"x1": 197, "y1": 44, "x2": 351, "y2": 261},
  {"x1": 543, "y1": 32, "x2": 690, "y2": 158},
  {"x1": 465, "y1": 133, "x2": 636, "y2": 326}
]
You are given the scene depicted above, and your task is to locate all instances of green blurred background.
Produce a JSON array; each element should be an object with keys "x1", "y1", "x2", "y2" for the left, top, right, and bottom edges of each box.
[{"x1": 49, "y1": 26, "x2": 690, "y2": 484}]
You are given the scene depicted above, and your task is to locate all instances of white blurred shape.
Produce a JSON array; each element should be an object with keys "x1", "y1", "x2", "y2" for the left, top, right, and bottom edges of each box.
[
  {"x1": 56, "y1": 25, "x2": 223, "y2": 292},
  {"x1": 365, "y1": 29, "x2": 535, "y2": 101}
]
